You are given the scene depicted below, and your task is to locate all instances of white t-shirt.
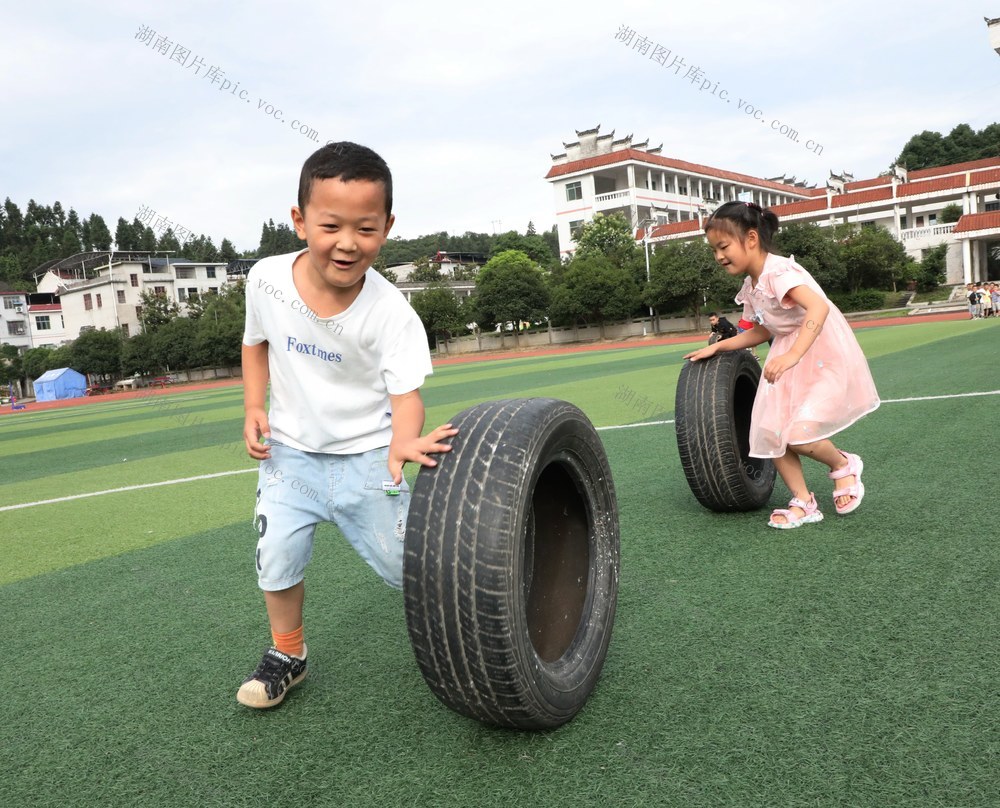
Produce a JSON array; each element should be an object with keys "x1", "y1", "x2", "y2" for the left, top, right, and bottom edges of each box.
[{"x1": 243, "y1": 250, "x2": 432, "y2": 454}]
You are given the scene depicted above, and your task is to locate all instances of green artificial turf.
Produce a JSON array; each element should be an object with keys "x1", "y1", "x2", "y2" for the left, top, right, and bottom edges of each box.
[{"x1": 1, "y1": 319, "x2": 998, "y2": 807}]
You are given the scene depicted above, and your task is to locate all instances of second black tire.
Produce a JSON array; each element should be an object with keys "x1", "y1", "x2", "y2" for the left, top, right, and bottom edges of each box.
[
  {"x1": 403, "y1": 398, "x2": 619, "y2": 730},
  {"x1": 674, "y1": 349, "x2": 775, "y2": 512}
]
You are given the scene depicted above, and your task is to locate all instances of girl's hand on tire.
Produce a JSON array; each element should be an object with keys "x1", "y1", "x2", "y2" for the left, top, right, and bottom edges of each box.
[{"x1": 683, "y1": 343, "x2": 719, "y2": 362}]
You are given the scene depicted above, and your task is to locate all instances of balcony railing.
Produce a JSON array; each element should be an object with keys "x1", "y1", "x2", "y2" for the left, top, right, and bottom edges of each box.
[
  {"x1": 594, "y1": 190, "x2": 631, "y2": 205},
  {"x1": 900, "y1": 223, "x2": 956, "y2": 240}
]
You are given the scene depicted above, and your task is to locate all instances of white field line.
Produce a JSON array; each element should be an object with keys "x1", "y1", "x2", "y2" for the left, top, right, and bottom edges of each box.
[
  {"x1": 0, "y1": 470, "x2": 255, "y2": 512},
  {"x1": 3, "y1": 389, "x2": 998, "y2": 513}
]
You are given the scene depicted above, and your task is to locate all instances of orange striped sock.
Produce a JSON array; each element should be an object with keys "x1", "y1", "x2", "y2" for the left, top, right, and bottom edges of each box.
[{"x1": 272, "y1": 625, "x2": 305, "y2": 658}]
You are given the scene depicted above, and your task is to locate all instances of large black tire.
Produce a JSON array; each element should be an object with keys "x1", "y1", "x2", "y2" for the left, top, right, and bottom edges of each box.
[
  {"x1": 403, "y1": 398, "x2": 620, "y2": 730},
  {"x1": 675, "y1": 350, "x2": 776, "y2": 512}
]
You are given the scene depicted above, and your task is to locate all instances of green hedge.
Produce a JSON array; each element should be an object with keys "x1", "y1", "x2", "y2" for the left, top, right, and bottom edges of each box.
[{"x1": 829, "y1": 289, "x2": 888, "y2": 312}]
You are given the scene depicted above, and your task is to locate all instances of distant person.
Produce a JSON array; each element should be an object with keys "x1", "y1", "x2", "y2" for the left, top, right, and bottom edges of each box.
[
  {"x1": 685, "y1": 201, "x2": 879, "y2": 529},
  {"x1": 981, "y1": 283, "x2": 994, "y2": 318},
  {"x1": 968, "y1": 283, "x2": 982, "y2": 319},
  {"x1": 237, "y1": 142, "x2": 457, "y2": 709},
  {"x1": 707, "y1": 312, "x2": 738, "y2": 344},
  {"x1": 991, "y1": 284, "x2": 1000, "y2": 317}
]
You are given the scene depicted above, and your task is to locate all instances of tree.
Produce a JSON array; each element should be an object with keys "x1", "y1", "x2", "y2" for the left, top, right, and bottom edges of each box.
[
  {"x1": 115, "y1": 217, "x2": 136, "y2": 251},
  {"x1": 557, "y1": 255, "x2": 639, "y2": 338},
  {"x1": 0, "y1": 343, "x2": 22, "y2": 387},
  {"x1": 489, "y1": 230, "x2": 556, "y2": 268},
  {"x1": 644, "y1": 239, "x2": 737, "y2": 329},
  {"x1": 157, "y1": 228, "x2": 182, "y2": 253},
  {"x1": 219, "y1": 238, "x2": 239, "y2": 263},
  {"x1": 258, "y1": 219, "x2": 305, "y2": 257},
  {"x1": 838, "y1": 225, "x2": 911, "y2": 292},
  {"x1": 772, "y1": 223, "x2": 847, "y2": 292},
  {"x1": 85, "y1": 214, "x2": 112, "y2": 251},
  {"x1": 472, "y1": 250, "x2": 550, "y2": 341},
  {"x1": 411, "y1": 283, "x2": 466, "y2": 347},
  {"x1": 153, "y1": 316, "x2": 198, "y2": 371},
  {"x1": 917, "y1": 244, "x2": 948, "y2": 292},
  {"x1": 408, "y1": 256, "x2": 445, "y2": 283},
  {"x1": 121, "y1": 331, "x2": 161, "y2": 375},
  {"x1": 573, "y1": 212, "x2": 646, "y2": 290},
  {"x1": 67, "y1": 329, "x2": 123, "y2": 379},
  {"x1": 138, "y1": 289, "x2": 180, "y2": 332},
  {"x1": 20, "y1": 346, "x2": 55, "y2": 379},
  {"x1": 939, "y1": 204, "x2": 962, "y2": 224},
  {"x1": 372, "y1": 254, "x2": 398, "y2": 283},
  {"x1": 193, "y1": 280, "x2": 245, "y2": 368}
]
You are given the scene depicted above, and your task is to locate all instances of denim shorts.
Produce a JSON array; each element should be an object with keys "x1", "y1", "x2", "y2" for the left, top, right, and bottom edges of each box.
[{"x1": 252, "y1": 442, "x2": 410, "y2": 591}]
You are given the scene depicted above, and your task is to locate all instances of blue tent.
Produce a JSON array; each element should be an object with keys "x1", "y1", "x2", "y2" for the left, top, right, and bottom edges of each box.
[{"x1": 33, "y1": 367, "x2": 87, "y2": 401}]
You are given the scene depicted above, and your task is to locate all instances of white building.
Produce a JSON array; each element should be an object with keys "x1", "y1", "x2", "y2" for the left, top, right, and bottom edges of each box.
[
  {"x1": 988, "y1": 16, "x2": 1000, "y2": 56},
  {"x1": 547, "y1": 126, "x2": 1000, "y2": 284},
  {"x1": 645, "y1": 158, "x2": 1000, "y2": 285},
  {"x1": 0, "y1": 288, "x2": 32, "y2": 351},
  {"x1": 546, "y1": 125, "x2": 819, "y2": 258},
  {"x1": 35, "y1": 251, "x2": 229, "y2": 340},
  {"x1": 26, "y1": 302, "x2": 68, "y2": 348}
]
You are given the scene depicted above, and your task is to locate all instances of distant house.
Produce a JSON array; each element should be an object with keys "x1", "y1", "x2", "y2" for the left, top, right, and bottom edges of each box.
[
  {"x1": 32, "y1": 367, "x2": 87, "y2": 401},
  {"x1": 987, "y1": 17, "x2": 1000, "y2": 56}
]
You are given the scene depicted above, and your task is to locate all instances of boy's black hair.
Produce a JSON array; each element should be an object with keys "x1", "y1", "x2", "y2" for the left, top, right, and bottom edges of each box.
[
  {"x1": 704, "y1": 201, "x2": 780, "y2": 251},
  {"x1": 708, "y1": 311, "x2": 720, "y2": 318},
  {"x1": 297, "y1": 141, "x2": 393, "y2": 217}
]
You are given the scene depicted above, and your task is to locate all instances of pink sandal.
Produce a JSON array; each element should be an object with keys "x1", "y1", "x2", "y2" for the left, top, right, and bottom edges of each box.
[
  {"x1": 828, "y1": 451, "x2": 865, "y2": 515},
  {"x1": 768, "y1": 493, "x2": 824, "y2": 529}
]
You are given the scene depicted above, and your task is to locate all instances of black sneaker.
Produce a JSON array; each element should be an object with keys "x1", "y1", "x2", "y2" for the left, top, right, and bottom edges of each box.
[{"x1": 236, "y1": 646, "x2": 308, "y2": 708}]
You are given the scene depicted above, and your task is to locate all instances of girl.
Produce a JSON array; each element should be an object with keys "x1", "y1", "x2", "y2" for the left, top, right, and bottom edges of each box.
[{"x1": 684, "y1": 202, "x2": 880, "y2": 529}]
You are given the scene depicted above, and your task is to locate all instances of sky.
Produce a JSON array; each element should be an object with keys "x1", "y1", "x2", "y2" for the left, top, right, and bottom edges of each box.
[{"x1": 2, "y1": 0, "x2": 999, "y2": 254}]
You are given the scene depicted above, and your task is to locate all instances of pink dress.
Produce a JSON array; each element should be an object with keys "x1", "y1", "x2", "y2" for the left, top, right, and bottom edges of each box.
[{"x1": 736, "y1": 253, "x2": 880, "y2": 458}]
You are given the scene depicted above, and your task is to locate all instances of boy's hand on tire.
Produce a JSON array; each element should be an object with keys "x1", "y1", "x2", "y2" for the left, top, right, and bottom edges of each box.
[{"x1": 388, "y1": 424, "x2": 458, "y2": 484}]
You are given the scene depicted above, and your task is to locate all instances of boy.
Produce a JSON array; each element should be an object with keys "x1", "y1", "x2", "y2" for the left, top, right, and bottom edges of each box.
[
  {"x1": 238, "y1": 142, "x2": 457, "y2": 709},
  {"x1": 708, "y1": 312, "x2": 738, "y2": 343}
]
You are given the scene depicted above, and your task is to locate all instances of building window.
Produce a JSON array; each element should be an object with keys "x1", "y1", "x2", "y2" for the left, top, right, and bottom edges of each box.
[
  {"x1": 130, "y1": 274, "x2": 139, "y2": 287},
  {"x1": 915, "y1": 216, "x2": 924, "y2": 227},
  {"x1": 176, "y1": 267, "x2": 195, "y2": 279},
  {"x1": 35, "y1": 315, "x2": 51, "y2": 331},
  {"x1": 135, "y1": 306, "x2": 143, "y2": 320},
  {"x1": 986, "y1": 201, "x2": 1000, "y2": 212},
  {"x1": 565, "y1": 181, "x2": 583, "y2": 202},
  {"x1": 154, "y1": 286, "x2": 166, "y2": 296},
  {"x1": 569, "y1": 220, "x2": 585, "y2": 239},
  {"x1": 7, "y1": 321, "x2": 26, "y2": 336},
  {"x1": 84, "y1": 293, "x2": 93, "y2": 310},
  {"x1": 209, "y1": 287, "x2": 218, "y2": 295},
  {"x1": 3, "y1": 296, "x2": 20, "y2": 309},
  {"x1": 178, "y1": 288, "x2": 186, "y2": 302},
  {"x1": 96, "y1": 294, "x2": 103, "y2": 308},
  {"x1": 899, "y1": 216, "x2": 907, "y2": 229},
  {"x1": 117, "y1": 290, "x2": 126, "y2": 304},
  {"x1": 207, "y1": 267, "x2": 216, "y2": 278},
  {"x1": 928, "y1": 214, "x2": 937, "y2": 224},
  {"x1": 121, "y1": 323, "x2": 129, "y2": 337}
]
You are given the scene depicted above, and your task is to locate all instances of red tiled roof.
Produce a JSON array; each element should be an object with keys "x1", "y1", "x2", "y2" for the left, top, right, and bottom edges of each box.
[
  {"x1": 899, "y1": 174, "x2": 968, "y2": 197},
  {"x1": 831, "y1": 187, "x2": 894, "y2": 207},
  {"x1": 546, "y1": 148, "x2": 823, "y2": 198},
  {"x1": 27, "y1": 304, "x2": 61, "y2": 312},
  {"x1": 645, "y1": 220, "x2": 702, "y2": 239},
  {"x1": 909, "y1": 157, "x2": 1000, "y2": 180},
  {"x1": 953, "y1": 212, "x2": 1000, "y2": 234},
  {"x1": 844, "y1": 176, "x2": 892, "y2": 192},
  {"x1": 771, "y1": 197, "x2": 830, "y2": 217}
]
